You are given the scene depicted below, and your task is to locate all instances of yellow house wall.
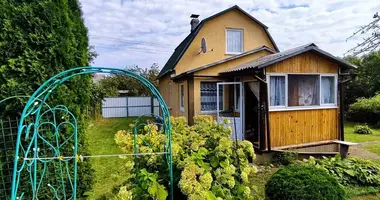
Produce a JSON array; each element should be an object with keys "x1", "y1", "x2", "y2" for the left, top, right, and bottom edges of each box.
[
  {"x1": 175, "y1": 9, "x2": 275, "y2": 76},
  {"x1": 195, "y1": 50, "x2": 271, "y2": 76},
  {"x1": 158, "y1": 76, "x2": 188, "y2": 119}
]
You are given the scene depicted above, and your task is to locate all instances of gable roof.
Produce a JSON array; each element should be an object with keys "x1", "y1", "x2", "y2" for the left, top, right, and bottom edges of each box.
[
  {"x1": 221, "y1": 43, "x2": 357, "y2": 74},
  {"x1": 172, "y1": 46, "x2": 275, "y2": 80},
  {"x1": 157, "y1": 5, "x2": 279, "y2": 78}
]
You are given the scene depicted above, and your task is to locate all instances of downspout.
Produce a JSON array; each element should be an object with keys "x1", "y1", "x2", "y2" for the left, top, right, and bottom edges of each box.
[{"x1": 254, "y1": 69, "x2": 271, "y2": 152}]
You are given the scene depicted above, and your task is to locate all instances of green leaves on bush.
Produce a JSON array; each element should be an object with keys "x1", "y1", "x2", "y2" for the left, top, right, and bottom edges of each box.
[
  {"x1": 114, "y1": 116, "x2": 257, "y2": 200},
  {"x1": 348, "y1": 94, "x2": 380, "y2": 125},
  {"x1": 265, "y1": 164, "x2": 346, "y2": 200},
  {"x1": 354, "y1": 124, "x2": 373, "y2": 134},
  {"x1": 272, "y1": 151, "x2": 298, "y2": 165},
  {"x1": 304, "y1": 156, "x2": 380, "y2": 186}
]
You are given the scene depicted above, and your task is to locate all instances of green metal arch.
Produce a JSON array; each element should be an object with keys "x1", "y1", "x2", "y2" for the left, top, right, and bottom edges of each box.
[{"x1": 10, "y1": 67, "x2": 173, "y2": 200}]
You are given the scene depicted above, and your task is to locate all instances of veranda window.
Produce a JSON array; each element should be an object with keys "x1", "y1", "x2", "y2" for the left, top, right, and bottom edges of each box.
[
  {"x1": 288, "y1": 75, "x2": 320, "y2": 106},
  {"x1": 200, "y1": 82, "x2": 223, "y2": 112},
  {"x1": 269, "y1": 76, "x2": 285, "y2": 106},
  {"x1": 268, "y1": 74, "x2": 337, "y2": 110}
]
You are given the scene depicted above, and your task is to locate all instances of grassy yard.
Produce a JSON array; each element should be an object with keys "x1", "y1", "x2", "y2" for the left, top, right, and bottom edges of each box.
[
  {"x1": 85, "y1": 117, "x2": 137, "y2": 199},
  {"x1": 344, "y1": 122, "x2": 380, "y2": 143}
]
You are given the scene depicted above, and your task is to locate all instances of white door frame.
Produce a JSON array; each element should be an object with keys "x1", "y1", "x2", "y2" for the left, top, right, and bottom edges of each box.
[{"x1": 216, "y1": 82, "x2": 244, "y2": 140}]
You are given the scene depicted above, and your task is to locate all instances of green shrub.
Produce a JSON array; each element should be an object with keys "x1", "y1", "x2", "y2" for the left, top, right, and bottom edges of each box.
[
  {"x1": 114, "y1": 116, "x2": 257, "y2": 200},
  {"x1": 348, "y1": 94, "x2": 380, "y2": 125},
  {"x1": 304, "y1": 156, "x2": 380, "y2": 186},
  {"x1": 272, "y1": 151, "x2": 298, "y2": 165},
  {"x1": 265, "y1": 164, "x2": 346, "y2": 200},
  {"x1": 354, "y1": 124, "x2": 373, "y2": 134}
]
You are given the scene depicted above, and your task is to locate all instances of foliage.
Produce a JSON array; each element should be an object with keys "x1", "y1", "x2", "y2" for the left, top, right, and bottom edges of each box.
[
  {"x1": 354, "y1": 124, "x2": 373, "y2": 134},
  {"x1": 0, "y1": 0, "x2": 95, "y2": 197},
  {"x1": 344, "y1": 52, "x2": 380, "y2": 114},
  {"x1": 114, "y1": 116, "x2": 258, "y2": 199},
  {"x1": 346, "y1": 12, "x2": 380, "y2": 56},
  {"x1": 344, "y1": 122, "x2": 380, "y2": 143},
  {"x1": 304, "y1": 156, "x2": 380, "y2": 186},
  {"x1": 98, "y1": 64, "x2": 160, "y2": 97},
  {"x1": 272, "y1": 151, "x2": 298, "y2": 166},
  {"x1": 265, "y1": 164, "x2": 346, "y2": 200},
  {"x1": 348, "y1": 94, "x2": 380, "y2": 125}
]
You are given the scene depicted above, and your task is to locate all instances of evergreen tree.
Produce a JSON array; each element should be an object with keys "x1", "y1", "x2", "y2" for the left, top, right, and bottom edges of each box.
[{"x1": 0, "y1": 0, "x2": 94, "y2": 198}]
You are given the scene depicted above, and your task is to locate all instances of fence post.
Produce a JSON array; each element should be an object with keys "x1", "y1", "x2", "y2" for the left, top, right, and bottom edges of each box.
[{"x1": 151, "y1": 96, "x2": 154, "y2": 115}]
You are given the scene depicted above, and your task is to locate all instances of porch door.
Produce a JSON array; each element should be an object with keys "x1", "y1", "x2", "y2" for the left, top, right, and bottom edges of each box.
[{"x1": 217, "y1": 82, "x2": 243, "y2": 140}]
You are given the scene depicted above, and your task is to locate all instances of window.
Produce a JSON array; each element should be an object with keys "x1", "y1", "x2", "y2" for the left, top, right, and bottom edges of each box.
[
  {"x1": 268, "y1": 74, "x2": 337, "y2": 110},
  {"x1": 200, "y1": 82, "x2": 223, "y2": 112},
  {"x1": 226, "y1": 29, "x2": 243, "y2": 54},
  {"x1": 288, "y1": 75, "x2": 320, "y2": 106},
  {"x1": 269, "y1": 76, "x2": 286, "y2": 106},
  {"x1": 179, "y1": 84, "x2": 184, "y2": 111},
  {"x1": 321, "y1": 76, "x2": 336, "y2": 104}
]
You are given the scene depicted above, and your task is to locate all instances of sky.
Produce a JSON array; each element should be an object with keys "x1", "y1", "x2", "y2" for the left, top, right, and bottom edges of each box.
[{"x1": 79, "y1": 0, "x2": 380, "y2": 69}]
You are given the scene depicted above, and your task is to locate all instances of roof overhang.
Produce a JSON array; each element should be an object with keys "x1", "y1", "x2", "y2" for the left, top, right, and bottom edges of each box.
[
  {"x1": 171, "y1": 46, "x2": 275, "y2": 81},
  {"x1": 221, "y1": 43, "x2": 357, "y2": 74}
]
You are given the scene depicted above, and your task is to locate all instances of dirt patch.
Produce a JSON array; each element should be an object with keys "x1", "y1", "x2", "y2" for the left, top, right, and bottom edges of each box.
[{"x1": 349, "y1": 141, "x2": 380, "y2": 160}]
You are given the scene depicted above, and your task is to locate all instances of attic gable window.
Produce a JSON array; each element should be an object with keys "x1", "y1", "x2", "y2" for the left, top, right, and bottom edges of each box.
[{"x1": 226, "y1": 29, "x2": 243, "y2": 54}]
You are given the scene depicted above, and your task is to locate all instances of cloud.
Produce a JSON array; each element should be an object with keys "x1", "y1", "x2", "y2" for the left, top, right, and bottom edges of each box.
[{"x1": 79, "y1": 0, "x2": 379, "y2": 69}]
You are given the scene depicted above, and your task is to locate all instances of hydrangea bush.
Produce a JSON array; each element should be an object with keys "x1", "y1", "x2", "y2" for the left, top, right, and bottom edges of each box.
[{"x1": 114, "y1": 115, "x2": 257, "y2": 200}]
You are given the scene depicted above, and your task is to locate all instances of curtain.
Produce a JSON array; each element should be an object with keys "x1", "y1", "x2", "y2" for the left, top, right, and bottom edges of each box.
[
  {"x1": 248, "y1": 81, "x2": 260, "y2": 100},
  {"x1": 270, "y1": 76, "x2": 285, "y2": 106},
  {"x1": 227, "y1": 29, "x2": 243, "y2": 53},
  {"x1": 322, "y1": 77, "x2": 334, "y2": 104},
  {"x1": 200, "y1": 82, "x2": 223, "y2": 111}
]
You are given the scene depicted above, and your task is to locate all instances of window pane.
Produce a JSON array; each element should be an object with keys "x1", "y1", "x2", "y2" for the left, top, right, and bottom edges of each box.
[
  {"x1": 227, "y1": 29, "x2": 243, "y2": 53},
  {"x1": 322, "y1": 76, "x2": 335, "y2": 104},
  {"x1": 288, "y1": 75, "x2": 320, "y2": 106},
  {"x1": 270, "y1": 76, "x2": 285, "y2": 106},
  {"x1": 180, "y1": 85, "x2": 184, "y2": 108},
  {"x1": 200, "y1": 82, "x2": 223, "y2": 111}
]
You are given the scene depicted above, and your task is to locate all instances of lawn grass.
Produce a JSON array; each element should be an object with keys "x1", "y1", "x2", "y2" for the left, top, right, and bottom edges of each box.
[
  {"x1": 249, "y1": 167, "x2": 278, "y2": 199},
  {"x1": 364, "y1": 144, "x2": 380, "y2": 155},
  {"x1": 85, "y1": 117, "x2": 137, "y2": 199},
  {"x1": 344, "y1": 122, "x2": 380, "y2": 143}
]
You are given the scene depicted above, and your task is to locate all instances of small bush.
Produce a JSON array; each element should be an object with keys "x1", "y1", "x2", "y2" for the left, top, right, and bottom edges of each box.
[
  {"x1": 348, "y1": 94, "x2": 380, "y2": 125},
  {"x1": 265, "y1": 164, "x2": 346, "y2": 200},
  {"x1": 304, "y1": 156, "x2": 380, "y2": 186},
  {"x1": 272, "y1": 151, "x2": 298, "y2": 165},
  {"x1": 354, "y1": 124, "x2": 373, "y2": 134}
]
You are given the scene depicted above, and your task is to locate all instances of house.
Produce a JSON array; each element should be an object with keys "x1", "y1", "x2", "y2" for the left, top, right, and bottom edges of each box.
[{"x1": 158, "y1": 5, "x2": 356, "y2": 152}]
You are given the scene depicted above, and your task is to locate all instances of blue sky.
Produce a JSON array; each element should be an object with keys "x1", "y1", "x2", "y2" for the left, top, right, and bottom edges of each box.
[{"x1": 79, "y1": 0, "x2": 380, "y2": 69}]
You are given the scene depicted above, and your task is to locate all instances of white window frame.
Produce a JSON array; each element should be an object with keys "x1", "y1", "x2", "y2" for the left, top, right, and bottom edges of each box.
[
  {"x1": 234, "y1": 77, "x2": 241, "y2": 111},
  {"x1": 267, "y1": 73, "x2": 338, "y2": 112},
  {"x1": 179, "y1": 84, "x2": 185, "y2": 112},
  {"x1": 320, "y1": 74, "x2": 338, "y2": 106},
  {"x1": 200, "y1": 81, "x2": 224, "y2": 114},
  {"x1": 226, "y1": 28, "x2": 244, "y2": 54}
]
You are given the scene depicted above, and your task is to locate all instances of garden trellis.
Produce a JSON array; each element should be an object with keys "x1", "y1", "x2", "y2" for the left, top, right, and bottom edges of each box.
[{"x1": 1, "y1": 67, "x2": 173, "y2": 200}]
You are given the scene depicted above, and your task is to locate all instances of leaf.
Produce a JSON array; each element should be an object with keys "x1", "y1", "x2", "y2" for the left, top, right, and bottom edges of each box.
[
  {"x1": 210, "y1": 156, "x2": 219, "y2": 168},
  {"x1": 220, "y1": 160, "x2": 229, "y2": 168},
  {"x1": 206, "y1": 191, "x2": 217, "y2": 200}
]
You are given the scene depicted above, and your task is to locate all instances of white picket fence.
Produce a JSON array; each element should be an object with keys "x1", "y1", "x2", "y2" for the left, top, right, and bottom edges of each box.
[{"x1": 102, "y1": 97, "x2": 159, "y2": 118}]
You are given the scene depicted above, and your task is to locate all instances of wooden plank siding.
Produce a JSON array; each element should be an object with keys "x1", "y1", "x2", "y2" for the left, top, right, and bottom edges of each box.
[
  {"x1": 266, "y1": 52, "x2": 338, "y2": 73},
  {"x1": 266, "y1": 52, "x2": 340, "y2": 148},
  {"x1": 269, "y1": 109, "x2": 338, "y2": 148}
]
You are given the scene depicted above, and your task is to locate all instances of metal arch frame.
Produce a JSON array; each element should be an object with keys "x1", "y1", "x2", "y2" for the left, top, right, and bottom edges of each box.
[{"x1": 9, "y1": 67, "x2": 173, "y2": 200}]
